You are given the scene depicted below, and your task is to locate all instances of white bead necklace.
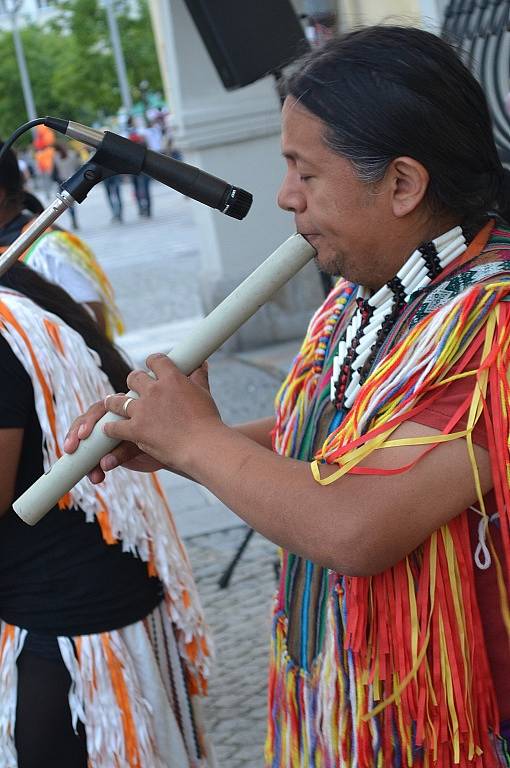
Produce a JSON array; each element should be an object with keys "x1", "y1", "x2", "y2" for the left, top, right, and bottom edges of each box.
[{"x1": 330, "y1": 225, "x2": 469, "y2": 410}]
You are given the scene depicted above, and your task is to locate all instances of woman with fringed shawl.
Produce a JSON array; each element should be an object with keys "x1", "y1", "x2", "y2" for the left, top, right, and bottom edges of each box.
[{"x1": 0, "y1": 263, "x2": 212, "y2": 768}]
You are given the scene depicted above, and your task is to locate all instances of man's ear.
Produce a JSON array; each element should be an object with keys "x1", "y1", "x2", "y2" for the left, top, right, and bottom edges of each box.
[{"x1": 387, "y1": 157, "x2": 429, "y2": 218}]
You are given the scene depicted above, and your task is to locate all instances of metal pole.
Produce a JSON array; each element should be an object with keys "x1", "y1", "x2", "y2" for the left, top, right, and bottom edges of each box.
[
  {"x1": 103, "y1": 0, "x2": 132, "y2": 113},
  {"x1": 2, "y1": 0, "x2": 37, "y2": 121}
]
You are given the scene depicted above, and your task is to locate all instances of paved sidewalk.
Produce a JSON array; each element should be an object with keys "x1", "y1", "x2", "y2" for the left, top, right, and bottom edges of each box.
[
  {"x1": 71, "y1": 179, "x2": 303, "y2": 766},
  {"x1": 188, "y1": 529, "x2": 278, "y2": 767}
]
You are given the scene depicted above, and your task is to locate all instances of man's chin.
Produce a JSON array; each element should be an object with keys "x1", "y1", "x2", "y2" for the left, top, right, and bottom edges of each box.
[{"x1": 313, "y1": 254, "x2": 342, "y2": 278}]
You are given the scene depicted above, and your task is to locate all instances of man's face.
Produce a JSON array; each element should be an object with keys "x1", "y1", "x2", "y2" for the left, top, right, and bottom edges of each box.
[{"x1": 278, "y1": 97, "x2": 395, "y2": 288}]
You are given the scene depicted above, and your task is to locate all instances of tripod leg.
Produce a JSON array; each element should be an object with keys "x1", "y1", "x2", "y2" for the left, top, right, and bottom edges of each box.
[{"x1": 218, "y1": 527, "x2": 255, "y2": 589}]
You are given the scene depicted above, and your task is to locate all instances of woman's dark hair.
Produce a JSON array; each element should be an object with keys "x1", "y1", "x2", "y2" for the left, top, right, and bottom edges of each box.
[
  {"x1": 284, "y1": 25, "x2": 510, "y2": 223},
  {"x1": 0, "y1": 142, "x2": 24, "y2": 209},
  {"x1": 0, "y1": 143, "x2": 44, "y2": 214},
  {"x1": 0, "y1": 262, "x2": 130, "y2": 392}
]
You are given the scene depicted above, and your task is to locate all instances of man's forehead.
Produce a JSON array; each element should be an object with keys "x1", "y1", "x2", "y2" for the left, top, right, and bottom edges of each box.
[
  {"x1": 282, "y1": 96, "x2": 319, "y2": 129},
  {"x1": 281, "y1": 130, "x2": 330, "y2": 168},
  {"x1": 281, "y1": 98, "x2": 327, "y2": 163}
]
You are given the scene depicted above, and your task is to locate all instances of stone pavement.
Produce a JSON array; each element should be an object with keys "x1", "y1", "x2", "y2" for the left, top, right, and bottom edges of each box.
[
  {"x1": 188, "y1": 529, "x2": 278, "y2": 767},
  {"x1": 70, "y1": 179, "x2": 304, "y2": 766}
]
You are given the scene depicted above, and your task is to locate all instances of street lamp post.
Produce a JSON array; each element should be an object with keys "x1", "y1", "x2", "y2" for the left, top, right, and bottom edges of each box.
[
  {"x1": 102, "y1": 0, "x2": 132, "y2": 113},
  {"x1": 1, "y1": 0, "x2": 37, "y2": 121}
]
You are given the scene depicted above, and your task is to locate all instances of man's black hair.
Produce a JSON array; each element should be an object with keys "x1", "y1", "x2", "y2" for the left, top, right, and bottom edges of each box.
[{"x1": 284, "y1": 25, "x2": 510, "y2": 223}]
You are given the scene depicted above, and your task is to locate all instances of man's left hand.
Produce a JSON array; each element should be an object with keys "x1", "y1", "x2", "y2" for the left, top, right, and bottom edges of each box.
[{"x1": 103, "y1": 353, "x2": 223, "y2": 474}]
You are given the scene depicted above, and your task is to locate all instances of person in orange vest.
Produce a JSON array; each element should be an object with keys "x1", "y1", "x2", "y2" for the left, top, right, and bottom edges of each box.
[{"x1": 32, "y1": 125, "x2": 56, "y2": 200}]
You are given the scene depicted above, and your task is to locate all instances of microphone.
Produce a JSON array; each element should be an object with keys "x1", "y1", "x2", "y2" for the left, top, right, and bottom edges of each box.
[{"x1": 44, "y1": 116, "x2": 253, "y2": 220}]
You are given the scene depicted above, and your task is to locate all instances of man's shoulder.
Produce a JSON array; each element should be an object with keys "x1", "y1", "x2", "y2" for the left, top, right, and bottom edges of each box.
[
  {"x1": 409, "y1": 253, "x2": 510, "y2": 328},
  {"x1": 439, "y1": 256, "x2": 510, "y2": 293},
  {"x1": 484, "y1": 223, "x2": 510, "y2": 253}
]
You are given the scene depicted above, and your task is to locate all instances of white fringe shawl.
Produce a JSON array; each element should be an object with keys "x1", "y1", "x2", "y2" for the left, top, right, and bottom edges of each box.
[
  {"x1": 21, "y1": 229, "x2": 123, "y2": 336},
  {"x1": 0, "y1": 627, "x2": 26, "y2": 768}
]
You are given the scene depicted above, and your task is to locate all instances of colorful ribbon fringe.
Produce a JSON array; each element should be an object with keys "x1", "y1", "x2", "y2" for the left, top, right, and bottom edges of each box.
[{"x1": 269, "y1": 231, "x2": 510, "y2": 766}]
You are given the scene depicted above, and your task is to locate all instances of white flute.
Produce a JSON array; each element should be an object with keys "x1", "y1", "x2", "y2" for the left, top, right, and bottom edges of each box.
[{"x1": 14, "y1": 234, "x2": 316, "y2": 526}]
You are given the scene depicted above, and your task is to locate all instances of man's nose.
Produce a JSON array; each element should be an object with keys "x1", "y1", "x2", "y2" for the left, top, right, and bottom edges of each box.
[{"x1": 277, "y1": 174, "x2": 306, "y2": 214}]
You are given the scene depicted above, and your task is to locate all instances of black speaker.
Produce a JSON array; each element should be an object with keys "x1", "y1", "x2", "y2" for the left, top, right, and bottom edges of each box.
[{"x1": 182, "y1": 0, "x2": 310, "y2": 90}]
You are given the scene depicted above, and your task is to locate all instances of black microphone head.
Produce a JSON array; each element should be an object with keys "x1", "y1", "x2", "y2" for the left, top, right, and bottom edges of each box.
[{"x1": 221, "y1": 186, "x2": 253, "y2": 220}]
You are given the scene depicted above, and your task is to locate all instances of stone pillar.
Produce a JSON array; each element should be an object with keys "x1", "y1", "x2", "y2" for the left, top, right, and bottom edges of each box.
[
  {"x1": 148, "y1": 0, "x2": 324, "y2": 350},
  {"x1": 337, "y1": 0, "x2": 425, "y2": 27}
]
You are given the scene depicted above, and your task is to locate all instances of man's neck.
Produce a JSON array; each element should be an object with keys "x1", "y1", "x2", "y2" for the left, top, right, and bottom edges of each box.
[{"x1": 368, "y1": 212, "x2": 463, "y2": 291}]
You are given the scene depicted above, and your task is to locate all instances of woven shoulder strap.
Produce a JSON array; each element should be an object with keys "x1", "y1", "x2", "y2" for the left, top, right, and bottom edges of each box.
[{"x1": 409, "y1": 258, "x2": 510, "y2": 328}]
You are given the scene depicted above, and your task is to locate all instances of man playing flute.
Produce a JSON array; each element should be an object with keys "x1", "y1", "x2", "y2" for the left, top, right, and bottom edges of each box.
[{"x1": 67, "y1": 25, "x2": 510, "y2": 767}]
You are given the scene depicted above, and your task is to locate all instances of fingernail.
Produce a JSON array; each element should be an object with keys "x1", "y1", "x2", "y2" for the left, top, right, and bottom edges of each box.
[
  {"x1": 103, "y1": 456, "x2": 118, "y2": 471},
  {"x1": 77, "y1": 424, "x2": 86, "y2": 438}
]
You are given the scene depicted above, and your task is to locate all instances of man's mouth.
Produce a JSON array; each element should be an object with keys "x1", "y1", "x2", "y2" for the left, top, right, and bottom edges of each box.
[{"x1": 299, "y1": 232, "x2": 321, "y2": 242}]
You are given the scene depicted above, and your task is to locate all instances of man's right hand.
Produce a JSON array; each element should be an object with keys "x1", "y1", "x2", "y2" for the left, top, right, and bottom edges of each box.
[{"x1": 63, "y1": 398, "x2": 165, "y2": 484}]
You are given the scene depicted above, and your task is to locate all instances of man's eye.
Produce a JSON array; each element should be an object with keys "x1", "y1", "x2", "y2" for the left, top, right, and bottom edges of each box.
[{"x1": 300, "y1": 175, "x2": 313, "y2": 182}]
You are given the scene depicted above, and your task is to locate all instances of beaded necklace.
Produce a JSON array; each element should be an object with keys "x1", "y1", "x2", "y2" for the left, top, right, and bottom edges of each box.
[{"x1": 330, "y1": 224, "x2": 472, "y2": 409}]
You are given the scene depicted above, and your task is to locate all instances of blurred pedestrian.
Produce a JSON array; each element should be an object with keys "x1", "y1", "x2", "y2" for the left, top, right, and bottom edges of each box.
[
  {"x1": 17, "y1": 151, "x2": 33, "y2": 187},
  {"x1": 103, "y1": 174, "x2": 124, "y2": 223},
  {"x1": 162, "y1": 113, "x2": 183, "y2": 161},
  {"x1": 32, "y1": 124, "x2": 55, "y2": 201},
  {"x1": 127, "y1": 116, "x2": 152, "y2": 218},
  {"x1": 144, "y1": 110, "x2": 165, "y2": 153},
  {"x1": 52, "y1": 143, "x2": 82, "y2": 230}
]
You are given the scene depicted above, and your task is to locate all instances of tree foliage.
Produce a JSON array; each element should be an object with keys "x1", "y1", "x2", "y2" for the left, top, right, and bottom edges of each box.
[{"x1": 0, "y1": 0, "x2": 163, "y2": 141}]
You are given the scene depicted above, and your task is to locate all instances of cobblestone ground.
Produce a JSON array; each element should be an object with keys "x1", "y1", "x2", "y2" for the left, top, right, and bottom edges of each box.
[
  {"x1": 190, "y1": 356, "x2": 282, "y2": 767},
  {"x1": 187, "y1": 529, "x2": 278, "y2": 767}
]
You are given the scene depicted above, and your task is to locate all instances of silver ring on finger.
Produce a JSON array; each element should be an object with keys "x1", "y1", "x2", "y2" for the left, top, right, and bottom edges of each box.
[{"x1": 122, "y1": 396, "x2": 135, "y2": 417}]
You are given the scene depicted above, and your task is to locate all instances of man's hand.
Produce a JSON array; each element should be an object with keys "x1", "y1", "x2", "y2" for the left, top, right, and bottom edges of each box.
[
  {"x1": 102, "y1": 354, "x2": 224, "y2": 477},
  {"x1": 63, "y1": 396, "x2": 164, "y2": 483}
]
